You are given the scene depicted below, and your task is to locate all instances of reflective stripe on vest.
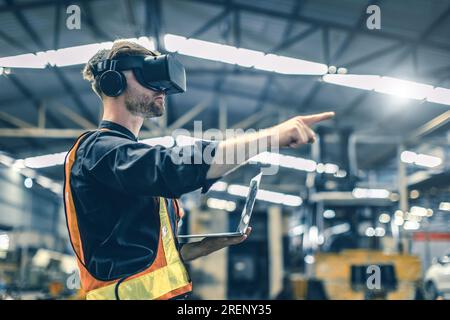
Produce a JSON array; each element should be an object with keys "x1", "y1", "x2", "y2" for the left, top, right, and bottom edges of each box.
[{"x1": 63, "y1": 130, "x2": 192, "y2": 300}]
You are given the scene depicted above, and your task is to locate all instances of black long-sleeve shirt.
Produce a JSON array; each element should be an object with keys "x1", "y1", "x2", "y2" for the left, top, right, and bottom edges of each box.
[{"x1": 69, "y1": 120, "x2": 218, "y2": 280}]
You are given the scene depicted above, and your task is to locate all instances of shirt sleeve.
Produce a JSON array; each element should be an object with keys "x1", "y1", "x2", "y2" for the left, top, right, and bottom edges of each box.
[{"x1": 83, "y1": 132, "x2": 220, "y2": 198}]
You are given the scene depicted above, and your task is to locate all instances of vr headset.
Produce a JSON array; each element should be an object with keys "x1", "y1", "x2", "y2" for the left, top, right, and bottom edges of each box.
[{"x1": 91, "y1": 54, "x2": 186, "y2": 97}]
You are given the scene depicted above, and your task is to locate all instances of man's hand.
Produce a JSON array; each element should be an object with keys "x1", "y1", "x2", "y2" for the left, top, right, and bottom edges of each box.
[
  {"x1": 200, "y1": 226, "x2": 252, "y2": 252},
  {"x1": 271, "y1": 112, "x2": 335, "y2": 148},
  {"x1": 180, "y1": 227, "x2": 252, "y2": 262},
  {"x1": 207, "y1": 111, "x2": 335, "y2": 179}
]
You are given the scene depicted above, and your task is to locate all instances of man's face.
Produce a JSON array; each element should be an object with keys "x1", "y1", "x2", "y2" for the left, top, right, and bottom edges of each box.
[{"x1": 122, "y1": 69, "x2": 165, "y2": 119}]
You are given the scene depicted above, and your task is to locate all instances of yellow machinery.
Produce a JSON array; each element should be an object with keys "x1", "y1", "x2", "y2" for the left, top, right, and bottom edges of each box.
[
  {"x1": 314, "y1": 249, "x2": 421, "y2": 300},
  {"x1": 292, "y1": 249, "x2": 422, "y2": 300}
]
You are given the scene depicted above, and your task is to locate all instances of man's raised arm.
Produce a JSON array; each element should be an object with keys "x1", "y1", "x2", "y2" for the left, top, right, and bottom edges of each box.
[{"x1": 206, "y1": 112, "x2": 335, "y2": 180}]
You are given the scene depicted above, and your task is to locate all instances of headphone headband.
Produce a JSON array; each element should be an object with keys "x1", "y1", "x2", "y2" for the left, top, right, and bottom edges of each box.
[{"x1": 92, "y1": 56, "x2": 145, "y2": 77}]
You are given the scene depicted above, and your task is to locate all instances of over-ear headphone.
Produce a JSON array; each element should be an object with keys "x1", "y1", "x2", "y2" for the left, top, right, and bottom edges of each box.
[
  {"x1": 92, "y1": 53, "x2": 187, "y2": 96},
  {"x1": 94, "y1": 60, "x2": 127, "y2": 97}
]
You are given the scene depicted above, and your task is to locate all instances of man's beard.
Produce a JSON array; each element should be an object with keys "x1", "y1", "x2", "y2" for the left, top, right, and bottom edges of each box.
[{"x1": 125, "y1": 93, "x2": 164, "y2": 119}]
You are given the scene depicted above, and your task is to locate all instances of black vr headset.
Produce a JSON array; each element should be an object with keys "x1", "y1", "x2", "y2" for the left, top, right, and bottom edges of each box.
[{"x1": 91, "y1": 54, "x2": 186, "y2": 97}]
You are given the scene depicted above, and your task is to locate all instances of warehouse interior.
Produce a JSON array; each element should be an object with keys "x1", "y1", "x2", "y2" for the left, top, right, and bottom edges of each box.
[{"x1": 0, "y1": 0, "x2": 449, "y2": 300}]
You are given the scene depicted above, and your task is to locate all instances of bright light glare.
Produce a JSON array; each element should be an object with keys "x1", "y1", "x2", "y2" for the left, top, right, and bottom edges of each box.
[
  {"x1": 379, "y1": 213, "x2": 391, "y2": 224},
  {"x1": 323, "y1": 209, "x2": 336, "y2": 219},
  {"x1": 304, "y1": 255, "x2": 315, "y2": 264},
  {"x1": 175, "y1": 135, "x2": 204, "y2": 147},
  {"x1": 253, "y1": 53, "x2": 328, "y2": 75},
  {"x1": 227, "y1": 184, "x2": 302, "y2": 207},
  {"x1": 365, "y1": 227, "x2": 375, "y2": 237},
  {"x1": 334, "y1": 169, "x2": 347, "y2": 178},
  {"x1": 323, "y1": 74, "x2": 381, "y2": 90},
  {"x1": 256, "y1": 189, "x2": 303, "y2": 206},
  {"x1": 415, "y1": 153, "x2": 442, "y2": 168},
  {"x1": 24, "y1": 152, "x2": 67, "y2": 168},
  {"x1": 427, "y1": 87, "x2": 450, "y2": 105},
  {"x1": 404, "y1": 221, "x2": 420, "y2": 230},
  {"x1": 375, "y1": 77, "x2": 433, "y2": 100},
  {"x1": 400, "y1": 151, "x2": 417, "y2": 163},
  {"x1": 0, "y1": 37, "x2": 155, "y2": 68},
  {"x1": 289, "y1": 225, "x2": 305, "y2": 236},
  {"x1": 227, "y1": 184, "x2": 249, "y2": 197},
  {"x1": 209, "y1": 181, "x2": 228, "y2": 192},
  {"x1": 400, "y1": 151, "x2": 442, "y2": 168},
  {"x1": 251, "y1": 152, "x2": 317, "y2": 172},
  {"x1": 375, "y1": 227, "x2": 386, "y2": 237},
  {"x1": 352, "y1": 188, "x2": 390, "y2": 199},
  {"x1": 18, "y1": 135, "x2": 201, "y2": 170},
  {"x1": 365, "y1": 226, "x2": 386, "y2": 237},
  {"x1": 324, "y1": 163, "x2": 339, "y2": 174},
  {"x1": 331, "y1": 223, "x2": 350, "y2": 235},
  {"x1": 0, "y1": 53, "x2": 48, "y2": 68},
  {"x1": 24, "y1": 177, "x2": 33, "y2": 189},
  {"x1": 164, "y1": 34, "x2": 327, "y2": 75},
  {"x1": 394, "y1": 215, "x2": 404, "y2": 226},
  {"x1": 410, "y1": 206, "x2": 428, "y2": 217},
  {"x1": 323, "y1": 74, "x2": 450, "y2": 106},
  {"x1": 234, "y1": 48, "x2": 265, "y2": 67},
  {"x1": 36, "y1": 176, "x2": 54, "y2": 189},
  {"x1": 0, "y1": 234, "x2": 10, "y2": 251},
  {"x1": 39, "y1": 42, "x2": 113, "y2": 67},
  {"x1": 206, "y1": 198, "x2": 236, "y2": 212},
  {"x1": 140, "y1": 136, "x2": 175, "y2": 148},
  {"x1": 1, "y1": 152, "x2": 62, "y2": 195},
  {"x1": 12, "y1": 159, "x2": 26, "y2": 171},
  {"x1": 439, "y1": 202, "x2": 450, "y2": 212}
]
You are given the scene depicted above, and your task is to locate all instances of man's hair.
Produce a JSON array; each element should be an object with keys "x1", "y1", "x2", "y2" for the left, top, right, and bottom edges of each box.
[{"x1": 82, "y1": 39, "x2": 158, "y2": 97}]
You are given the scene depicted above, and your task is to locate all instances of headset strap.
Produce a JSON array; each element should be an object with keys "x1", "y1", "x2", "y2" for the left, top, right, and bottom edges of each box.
[{"x1": 92, "y1": 56, "x2": 145, "y2": 76}]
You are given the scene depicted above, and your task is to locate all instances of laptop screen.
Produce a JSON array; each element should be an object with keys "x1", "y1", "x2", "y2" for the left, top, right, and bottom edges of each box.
[{"x1": 236, "y1": 173, "x2": 261, "y2": 233}]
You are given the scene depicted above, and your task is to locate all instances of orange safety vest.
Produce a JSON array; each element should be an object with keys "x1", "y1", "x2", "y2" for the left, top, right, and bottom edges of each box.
[{"x1": 63, "y1": 130, "x2": 192, "y2": 300}]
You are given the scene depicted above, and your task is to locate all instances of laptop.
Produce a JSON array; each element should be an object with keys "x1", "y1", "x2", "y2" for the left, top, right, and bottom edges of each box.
[{"x1": 177, "y1": 172, "x2": 262, "y2": 239}]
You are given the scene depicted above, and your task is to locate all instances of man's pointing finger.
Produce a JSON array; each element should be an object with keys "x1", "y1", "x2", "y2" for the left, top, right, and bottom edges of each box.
[{"x1": 301, "y1": 112, "x2": 335, "y2": 126}]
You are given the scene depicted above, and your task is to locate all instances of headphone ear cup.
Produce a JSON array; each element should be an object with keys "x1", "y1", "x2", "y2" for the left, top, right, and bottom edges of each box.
[{"x1": 99, "y1": 70, "x2": 127, "y2": 97}]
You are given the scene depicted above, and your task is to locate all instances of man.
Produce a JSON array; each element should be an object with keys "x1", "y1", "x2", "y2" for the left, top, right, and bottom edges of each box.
[{"x1": 64, "y1": 40, "x2": 334, "y2": 300}]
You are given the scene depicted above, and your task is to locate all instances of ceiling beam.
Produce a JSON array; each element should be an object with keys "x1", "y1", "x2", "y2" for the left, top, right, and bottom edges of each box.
[
  {"x1": 6, "y1": 74, "x2": 65, "y2": 128},
  {"x1": 1, "y1": 0, "x2": 449, "y2": 53},
  {"x1": 50, "y1": 67, "x2": 96, "y2": 123},
  {"x1": 0, "y1": 0, "x2": 100, "y2": 13},
  {"x1": 0, "y1": 79, "x2": 304, "y2": 121},
  {"x1": 254, "y1": 1, "x2": 309, "y2": 115},
  {"x1": 0, "y1": 29, "x2": 31, "y2": 52},
  {"x1": 231, "y1": 109, "x2": 273, "y2": 129},
  {"x1": 167, "y1": 97, "x2": 212, "y2": 131},
  {"x1": 57, "y1": 104, "x2": 96, "y2": 129},
  {"x1": 0, "y1": 127, "x2": 196, "y2": 139},
  {"x1": 0, "y1": 128, "x2": 91, "y2": 138},
  {"x1": 189, "y1": 8, "x2": 230, "y2": 39},
  {"x1": 270, "y1": 25, "x2": 319, "y2": 53},
  {"x1": 4, "y1": 0, "x2": 98, "y2": 125},
  {"x1": 301, "y1": 0, "x2": 381, "y2": 112},
  {"x1": 82, "y1": 1, "x2": 110, "y2": 41},
  {"x1": 0, "y1": 111, "x2": 34, "y2": 128},
  {"x1": 186, "y1": 0, "x2": 450, "y2": 53},
  {"x1": 343, "y1": 42, "x2": 405, "y2": 69},
  {"x1": 145, "y1": 0, "x2": 165, "y2": 50},
  {"x1": 332, "y1": 0, "x2": 382, "y2": 63}
]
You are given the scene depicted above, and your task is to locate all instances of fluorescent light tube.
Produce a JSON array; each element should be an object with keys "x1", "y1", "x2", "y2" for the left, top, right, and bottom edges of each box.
[
  {"x1": 374, "y1": 76, "x2": 434, "y2": 100},
  {"x1": 323, "y1": 74, "x2": 381, "y2": 90}
]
